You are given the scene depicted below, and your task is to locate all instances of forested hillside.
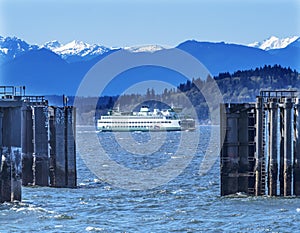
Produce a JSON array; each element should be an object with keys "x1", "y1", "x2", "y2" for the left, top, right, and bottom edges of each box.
[{"x1": 74, "y1": 65, "x2": 300, "y2": 124}]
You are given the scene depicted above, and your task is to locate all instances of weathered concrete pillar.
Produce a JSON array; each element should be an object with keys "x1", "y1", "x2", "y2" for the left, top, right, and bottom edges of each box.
[
  {"x1": 49, "y1": 107, "x2": 56, "y2": 186},
  {"x1": 279, "y1": 107, "x2": 284, "y2": 196},
  {"x1": 21, "y1": 105, "x2": 34, "y2": 185},
  {"x1": 11, "y1": 147, "x2": 22, "y2": 202},
  {"x1": 32, "y1": 106, "x2": 49, "y2": 186},
  {"x1": 255, "y1": 97, "x2": 264, "y2": 196},
  {"x1": 238, "y1": 109, "x2": 250, "y2": 193},
  {"x1": 283, "y1": 98, "x2": 292, "y2": 196},
  {"x1": 0, "y1": 147, "x2": 11, "y2": 202},
  {"x1": 65, "y1": 107, "x2": 76, "y2": 188},
  {"x1": 49, "y1": 107, "x2": 66, "y2": 187},
  {"x1": 0, "y1": 108, "x2": 13, "y2": 202},
  {"x1": 0, "y1": 147, "x2": 22, "y2": 203},
  {"x1": 0, "y1": 110, "x2": 3, "y2": 144},
  {"x1": 220, "y1": 104, "x2": 227, "y2": 195},
  {"x1": 220, "y1": 104, "x2": 239, "y2": 195},
  {"x1": 0, "y1": 110, "x2": 3, "y2": 167},
  {"x1": 294, "y1": 98, "x2": 300, "y2": 196},
  {"x1": 2, "y1": 108, "x2": 12, "y2": 148},
  {"x1": 247, "y1": 110, "x2": 256, "y2": 195},
  {"x1": 49, "y1": 107, "x2": 76, "y2": 188},
  {"x1": 268, "y1": 99, "x2": 278, "y2": 196}
]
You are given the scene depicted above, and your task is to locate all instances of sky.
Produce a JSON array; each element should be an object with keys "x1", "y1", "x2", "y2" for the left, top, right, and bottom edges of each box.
[{"x1": 0, "y1": 0, "x2": 299, "y2": 47}]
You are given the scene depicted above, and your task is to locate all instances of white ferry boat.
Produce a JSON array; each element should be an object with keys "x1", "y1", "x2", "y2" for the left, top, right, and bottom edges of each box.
[{"x1": 97, "y1": 106, "x2": 182, "y2": 132}]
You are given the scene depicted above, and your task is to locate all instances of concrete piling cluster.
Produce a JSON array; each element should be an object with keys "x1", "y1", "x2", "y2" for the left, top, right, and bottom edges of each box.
[
  {"x1": 221, "y1": 90, "x2": 300, "y2": 197},
  {"x1": 49, "y1": 106, "x2": 76, "y2": 188},
  {"x1": 220, "y1": 103, "x2": 256, "y2": 196},
  {"x1": 0, "y1": 86, "x2": 76, "y2": 203}
]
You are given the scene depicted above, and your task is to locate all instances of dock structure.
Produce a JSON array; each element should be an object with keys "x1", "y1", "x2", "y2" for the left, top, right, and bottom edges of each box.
[
  {"x1": 0, "y1": 86, "x2": 76, "y2": 203},
  {"x1": 221, "y1": 90, "x2": 300, "y2": 196},
  {"x1": 49, "y1": 106, "x2": 76, "y2": 188}
]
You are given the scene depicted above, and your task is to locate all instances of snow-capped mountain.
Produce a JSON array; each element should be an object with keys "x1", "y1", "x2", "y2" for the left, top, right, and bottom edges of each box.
[
  {"x1": 124, "y1": 45, "x2": 166, "y2": 53},
  {"x1": 43, "y1": 40, "x2": 62, "y2": 50},
  {"x1": 0, "y1": 36, "x2": 38, "y2": 63},
  {"x1": 0, "y1": 36, "x2": 168, "y2": 63},
  {"x1": 1, "y1": 35, "x2": 299, "y2": 95},
  {"x1": 248, "y1": 36, "x2": 299, "y2": 50},
  {"x1": 43, "y1": 40, "x2": 110, "y2": 61},
  {"x1": 1, "y1": 35, "x2": 299, "y2": 64}
]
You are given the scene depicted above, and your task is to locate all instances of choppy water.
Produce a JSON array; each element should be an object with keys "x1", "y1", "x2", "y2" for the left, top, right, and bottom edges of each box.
[{"x1": 1, "y1": 126, "x2": 300, "y2": 232}]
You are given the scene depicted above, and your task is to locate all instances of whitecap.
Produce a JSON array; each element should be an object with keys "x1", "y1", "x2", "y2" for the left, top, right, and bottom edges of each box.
[
  {"x1": 172, "y1": 189, "x2": 184, "y2": 194},
  {"x1": 86, "y1": 226, "x2": 104, "y2": 231}
]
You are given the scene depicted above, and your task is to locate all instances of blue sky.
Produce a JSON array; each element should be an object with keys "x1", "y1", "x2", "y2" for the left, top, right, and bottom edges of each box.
[{"x1": 0, "y1": 0, "x2": 299, "y2": 47}]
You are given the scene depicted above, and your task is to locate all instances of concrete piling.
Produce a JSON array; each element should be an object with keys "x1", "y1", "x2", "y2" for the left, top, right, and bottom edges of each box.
[
  {"x1": 220, "y1": 105, "x2": 239, "y2": 195},
  {"x1": 49, "y1": 107, "x2": 76, "y2": 188},
  {"x1": 221, "y1": 90, "x2": 299, "y2": 197},
  {"x1": 237, "y1": 110, "x2": 249, "y2": 193},
  {"x1": 0, "y1": 111, "x2": 3, "y2": 151},
  {"x1": 294, "y1": 98, "x2": 300, "y2": 196},
  {"x1": 21, "y1": 106, "x2": 34, "y2": 185},
  {"x1": 49, "y1": 107, "x2": 65, "y2": 187},
  {"x1": 283, "y1": 98, "x2": 292, "y2": 196},
  {"x1": 0, "y1": 148, "x2": 12, "y2": 202},
  {"x1": 0, "y1": 86, "x2": 77, "y2": 203},
  {"x1": 268, "y1": 99, "x2": 278, "y2": 196},
  {"x1": 11, "y1": 147, "x2": 22, "y2": 202},
  {"x1": 32, "y1": 106, "x2": 49, "y2": 186},
  {"x1": 0, "y1": 147, "x2": 22, "y2": 202},
  {"x1": 65, "y1": 107, "x2": 76, "y2": 188},
  {"x1": 279, "y1": 108, "x2": 285, "y2": 196},
  {"x1": 255, "y1": 97, "x2": 265, "y2": 196},
  {"x1": 220, "y1": 104, "x2": 255, "y2": 196},
  {"x1": 0, "y1": 100, "x2": 22, "y2": 202}
]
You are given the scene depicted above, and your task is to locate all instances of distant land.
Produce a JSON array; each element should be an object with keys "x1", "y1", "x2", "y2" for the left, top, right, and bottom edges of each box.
[
  {"x1": 69, "y1": 65, "x2": 299, "y2": 124},
  {"x1": 0, "y1": 35, "x2": 299, "y2": 96}
]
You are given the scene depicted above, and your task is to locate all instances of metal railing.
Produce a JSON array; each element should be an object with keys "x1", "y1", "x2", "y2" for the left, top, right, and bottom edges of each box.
[
  {"x1": 0, "y1": 86, "x2": 47, "y2": 104},
  {"x1": 259, "y1": 90, "x2": 298, "y2": 104}
]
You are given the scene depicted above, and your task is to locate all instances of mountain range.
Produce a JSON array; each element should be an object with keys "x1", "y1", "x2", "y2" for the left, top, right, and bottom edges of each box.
[
  {"x1": 0, "y1": 35, "x2": 299, "y2": 95},
  {"x1": 248, "y1": 36, "x2": 299, "y2": 50}
]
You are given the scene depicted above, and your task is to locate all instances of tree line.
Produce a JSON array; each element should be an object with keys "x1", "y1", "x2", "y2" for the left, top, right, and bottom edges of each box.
[{"x1": 70, "y1": 64, "x2": 300, "y2": 124}]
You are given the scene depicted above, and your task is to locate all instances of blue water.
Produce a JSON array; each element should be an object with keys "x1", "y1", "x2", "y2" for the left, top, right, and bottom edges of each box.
[{"x1": 1, "y1": 126, "x2": 300, "y2": 232}]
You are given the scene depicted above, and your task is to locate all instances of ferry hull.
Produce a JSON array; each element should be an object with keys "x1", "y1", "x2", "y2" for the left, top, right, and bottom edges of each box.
[
  {"x1": 98, "y1": 127, "x2": 182, "y2": 132},
  {"x1": 96, "y1": 106, "x2": 194, "y2": 132}
]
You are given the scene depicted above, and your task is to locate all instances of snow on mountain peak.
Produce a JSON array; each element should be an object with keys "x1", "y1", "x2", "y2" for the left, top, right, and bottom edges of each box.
[
  {"x1": 248, "y1": 36, "x2": 299, "y2": 50},
  {"x1": 0, "y1": 36, "x2": 38, "y2": 63},
  {"x1": 44, "y1": 40, "x2": 110, "y2": 59},
  {"x1": 124, "y1": 45, "x2": 166, "y2": 53},
  {"x1": 44, "y1": 40, "x2": 62, "y2": 50}
]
